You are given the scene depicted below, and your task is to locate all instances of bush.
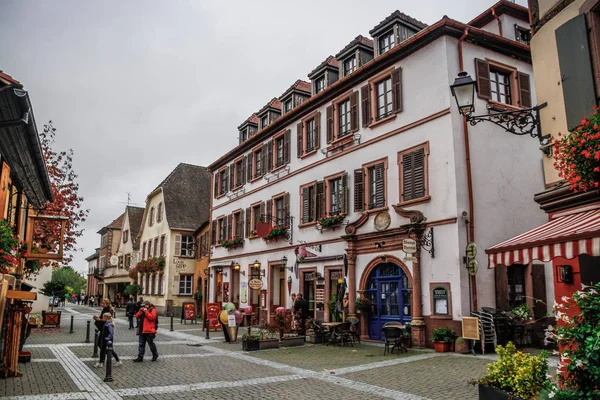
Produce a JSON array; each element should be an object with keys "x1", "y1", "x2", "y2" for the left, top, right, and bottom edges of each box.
[
  {"x1": 431, "y1": 327, "x2": 457, "y2": 342},
  {"x1": 476, "y1": 342, "x2": 548, "y2": 400}
]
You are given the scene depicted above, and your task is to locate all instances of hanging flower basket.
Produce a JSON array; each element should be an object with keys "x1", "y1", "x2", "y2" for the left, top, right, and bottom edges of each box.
[
  {"x1": 220, "y1": 237, "x2": 244, "y2": 249},
  {"x1": 264, "y1": 226, "x2": 288, "y2": 242},
  {"x1": 318, "y1": 213, "x2": 345, "y2": 228},
  {"x1": 137, "y1": 257, "x2": 165, "y2": 274},
  {"x1": 553, "y1": 107, "x2": 600, "y2": 191}
]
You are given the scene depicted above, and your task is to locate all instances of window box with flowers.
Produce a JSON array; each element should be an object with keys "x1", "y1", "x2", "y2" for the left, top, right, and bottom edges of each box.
[
  {"x1": 316, "y1": 213, "x2": 346, "y2": 231},
  {"x1": 263, "y1": 226, "x2": 288, "y2": 242},
  {"x1": 136, "y1": 257, "x2": 165, "y2": 275},
  {"x1": 219, "y1": 237, "x2": 244, "y2": 250},
  {"x1": 554, "y1": 107, "x2": 600, "y2": 191}
]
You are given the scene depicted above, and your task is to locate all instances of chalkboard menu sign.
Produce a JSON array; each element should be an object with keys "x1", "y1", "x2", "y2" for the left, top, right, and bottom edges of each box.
[{"x1": 181, "y1": 302, "x2": 197, "y2": 324}]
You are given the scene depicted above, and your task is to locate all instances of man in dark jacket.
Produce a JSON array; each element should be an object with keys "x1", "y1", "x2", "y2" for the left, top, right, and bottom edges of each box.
[
  {"x1": 125, "y1": 296, "x2": 137, "y2": 329},
  {"x1": 293, "y1": 293, "x2": 310, "y2": 335}
]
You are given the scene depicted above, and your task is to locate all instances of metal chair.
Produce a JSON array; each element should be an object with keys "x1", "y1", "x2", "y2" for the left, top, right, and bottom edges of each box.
[
  {"x1": 381, "y1": 326, "x2": 406, "y2": 355},
  {"x1": 312, "y1": 320, "x2": 330, "y2": 344},
  {"x1": 348, "y1": 318, "x2": 361, "y2": 344}
]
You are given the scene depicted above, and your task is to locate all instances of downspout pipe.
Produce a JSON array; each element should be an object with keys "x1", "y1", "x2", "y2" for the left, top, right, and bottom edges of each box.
[
  {"x1": 491, "y1": 7, "x2": 503, "y2": 37},
  {"x1": 457, "y1": 28, "x2": 478, "y2": 311}
]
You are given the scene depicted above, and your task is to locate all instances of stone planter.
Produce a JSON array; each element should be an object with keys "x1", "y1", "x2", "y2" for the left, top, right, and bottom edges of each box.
[
  {"x1": 478, "y1": 385, "x2": 524, "y2": 400},
  {"x1": 281, "y1": 336, "x2": 305, "y2": 347},
  {"x1": 433, "y1": 340, "x2": 452, "y2": 352},
  {"x1": 242, "y1": 338, "x2": 280, "y2": 351}
]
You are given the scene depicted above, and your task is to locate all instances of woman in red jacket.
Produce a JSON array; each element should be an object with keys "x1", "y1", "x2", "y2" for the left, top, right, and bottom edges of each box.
[{"x1": 132, "y1": 301, "x2": 158, "y2": 362}]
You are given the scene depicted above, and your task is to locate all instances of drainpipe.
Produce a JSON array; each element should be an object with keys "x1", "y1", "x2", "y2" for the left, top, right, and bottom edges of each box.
[
  {"x1": 457, "y1": 28, "x2": 478, "y2": 311},
  {"x1": 491, "y1": 7, "x2": 503, "y2": 37}
]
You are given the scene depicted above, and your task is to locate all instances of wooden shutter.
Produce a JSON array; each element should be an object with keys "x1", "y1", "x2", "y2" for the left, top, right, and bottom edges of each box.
[
  {"x1": 223, "y1": 166, "x2": 229, "y2": 193},
  {"x1": 361, "y1": 84, "x2": 371, "y2": 127},
  {"x1": 229, "y1": 163, "x2": 235, "y2": 190},
  {"x1": 241, "y1": 156, "x2": 247, "y2": 185},
  {"x1": 283, "y1": 193, "x2": 290, "y2": 221},
  {"x1": 297, "y1": 122, "x2": 304, "y2": 158},
  {"x1": 350, "y1": 91, "x2": 359, "y2": 132},
  {"x1": 354, "y1": 169, "x2": 364, "y2": 212},
  {"x1": 245, "y1": 207, "x2": 251, "y2": 237},
  {"x1": 494, "y1": 265, "x2": 509, "y2": 311},
  {"x1": 413, "y1": 148, "x2": 425, "y2": 199},
  {"x1": 142, "y1": 242, "x2": 146, "y2": 260},
  {"x1": 213, "y1": 173, "x2": 218, "y2": 198},
  {"x1": 211, "y1": 221, "x2": 216, "y2": 245},
  {"x1": 326, "y1": 105, "x2": 334, "y2": 143},
  {"x1": 341, "y1": 173, "x2": 348, "y2": 214},
  {"x1": 154, "y1": 237, "x2": 158, "y2": 257},
  {"x1": 402, "y1": 148, "x2": 426, "y2": 201},
  {"x1": 266, "y1": 141, "x2": 273, "y2": 172},
  {"x1": 284, "y1": 129, "x2": 291, "y2": 164},
  {"x1": 260, "y1": 201, "x2": 265, "y2": 223},
  {"x1": 316, "y1": 181, "x2": 325, "y2": 219},
  {"x1": 391, "y1": 67, "x2": 403, "y2": 113},
  {"x1": 374, "y1": 163, "x2": 385, "y2": 208},
  {"x1": 301, "y1": 187, "x2": 310, "y2": 223},
  {"x1": 173, "y1": 274, "x2": 180, "y2": 296},
  {"x1": 247, "y1": 152, "x2": 253, "y2": 181},
  {"x1": 175, "y1": 234, "x2": 182, "y2": 257},
  {"x1": 314, "y1": 111, "x2": 321, "y2": 149},
  {"x1": 260, "y1": 144, "x2": 267, "y2": 176},
  {"x1": 266, "y1": 199, "x2": 273, "y2": 225},
  {"x1": 401, "y1": 152, "x2": 413, "y2": 202},
  {"x1": 517, "y1": 72, "x2": 532, "y2": 108},
  {"x1": 226, "y1": 214, "x2": 233, "y2": 239},
  {"x1": 475, "y1": 58, "x2": 491, "y2": 100},
  {"x1": 531, "y1": 264, "x2": 547, "y2": 319},
  {"x1": 238, "y1": 210, "x2": 244, "y2": 239}
]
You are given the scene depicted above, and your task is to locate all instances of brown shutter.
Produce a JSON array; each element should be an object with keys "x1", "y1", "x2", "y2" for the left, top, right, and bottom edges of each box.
[
  {"x1": 213, "y1": 173, "x2": 218, "y2": 198},
  {"x1": 413, "y1": 148, "x2": 425, "y2": 199},
  {"x1": 241, "y1": 157, "x2": 247, "y2": 185},
  {"x1": 301, "y1": 187, "x2": 310, "y2": 223},
  {"x1": 517, "y1": 72, "x2": 532, "y2": 108},
  {"x1": 245, "y1": 207, "x2": 251, "y2": 237},
  {"x1": 297, "y1": 122, "x2": 304, "y2": 158},
  {"x1": 226, "y1": 214, "x2": 233, "y2": 239},
  {"x1": 341, "y1": 173, "x2": 348, "y2": 214},
  {"x1": 354, "y1": 169, "x2": 364, "y2": 212},
  {"x1": 247, "y1": 152, "x2": 253, "y2": 181},
  {"x1": 283, "y1": 193, "x2": 290, "y2": 224},
  {"x1": 260, "y1": 201, "x2": 265, "y2": 223},
  {"x1": 266, "y1": 199, "x2": 273, "y2": 225},
  {"x1": 316, "y1": 181, "x2": 325, "y2": 219},
  {"x1": 266, "y1": 141, "x2": 273, "y2": 172},
  {"x1": 261, "y1": 143, "x2": 268, "y2": 176},
  {"x1": 374, "y1": 163, "x2": 385, "y2": 208},
  {"x1": 229, "y1": 163, "x2": 235, "y2": 190},
  {"x1": 475, "y1": 58, "x2": 491, "y2": 100},
  {"x1": 314, "y1": 111, "x2": 321, "y2": 149},
  {"x1": 284, "y1": 129, "x2": 290, "y2": 164},
  {"x1": 238, "y1": 210, "x2": 244, "y2": 239},
  {"x1": 326, "y1": 105, "x2": 334, "y2": 143},
  {"x1": 361, "y1": 84, "x2": 371, "y2": 127},
  {"x1": 391, "y1": 67, "x2": 403, "y2": 113},
  {"x1": 401, "y1": 152, "x2": 413, "y2": 202},
  {"x1": 350, "y1": 91, "x2": 359, "y2": 132}
]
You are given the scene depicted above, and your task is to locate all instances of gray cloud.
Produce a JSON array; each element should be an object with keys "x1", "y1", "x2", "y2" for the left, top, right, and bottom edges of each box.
[{"x1": 0, "y1": 0, "x2": 527, "y2": 274}]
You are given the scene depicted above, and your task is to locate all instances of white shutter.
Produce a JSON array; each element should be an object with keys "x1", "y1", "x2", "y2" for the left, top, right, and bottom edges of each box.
[
  {"x1": 174, "y1": 234, "x2": 182, "y2": 257},
  {"x1": 173, "y1": 274, "x2": 180, "y2": 295}
]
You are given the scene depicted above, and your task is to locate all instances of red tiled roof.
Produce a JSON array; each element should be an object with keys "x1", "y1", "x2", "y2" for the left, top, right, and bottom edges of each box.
[
  {"x1": 335, "y1": 35, "x2": 374, "y2": 58},
  {"x1": 248, "y1": 113, "x2": 259, "y2": 124},
  {"x1": 468, "y1": 0, "x2": 530, "y2": 27},
  {"x1": 369, "y1": 10, "x2": 428, "y2": 35},
  {"x1": 107, "y1": 212, "x2": 125, "y2": 229},
  {"x1": 0, "y1": 70, "x2": 23, "y2": 88},
  {"x1": 280, "y1": 79, "x2": 312, "y2": 99},
  {"x1": 259, "y1": 97, "x2": 282, "y2": 113},
  {"x1": 308, "y1": 56, "x2": 340, "y2": 78}
]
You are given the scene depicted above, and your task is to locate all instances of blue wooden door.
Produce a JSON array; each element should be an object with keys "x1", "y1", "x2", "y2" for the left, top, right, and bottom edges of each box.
[{"x1": 367, "y1": 263, "x2": 411, "y2": 340}]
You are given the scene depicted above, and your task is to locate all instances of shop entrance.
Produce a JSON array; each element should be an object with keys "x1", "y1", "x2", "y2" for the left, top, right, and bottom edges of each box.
[{"x1": 366, "y1": 262, "x2": 411, "y2": 340}]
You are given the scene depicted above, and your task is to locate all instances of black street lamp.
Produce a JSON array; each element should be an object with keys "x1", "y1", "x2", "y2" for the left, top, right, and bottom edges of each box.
[{"x1": 450, "y1": 71, "x2": 552, "y2": 156}]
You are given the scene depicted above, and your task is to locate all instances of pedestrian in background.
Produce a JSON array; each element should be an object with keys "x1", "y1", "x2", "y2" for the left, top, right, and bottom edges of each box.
[
  {"x1": 135, "y1": 297, "x2": 143, "y2": 328},
  {"x1": 293, "y1": 293, "x2": 309, "y2": 336},
  {"x1": 125, "y1": 296, "x2": 136, "y2": 329},
  {"x1": 133, "y1": 301, "x2": 158, "y2": 362},
  {"x1": 94, "y1": 312, "x2": 122, "y2": 368},
  {"x1": 93, "y1": 299, "x2": 113, "y2": 353}
]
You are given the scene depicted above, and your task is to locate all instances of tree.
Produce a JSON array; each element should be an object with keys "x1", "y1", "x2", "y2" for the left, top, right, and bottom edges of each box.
[
  {"x1": 38, "y1": 121, "x2": 89, "y2": 266},
  {"x1": 39, "y1": 281, "x2": 65, "y2": 299},
  {"x1": 51, "y1": 266, "x2": 86, "y2": 295},
  {"x1": 124, "y1": 284, "x2": 142, "y2": 299}
]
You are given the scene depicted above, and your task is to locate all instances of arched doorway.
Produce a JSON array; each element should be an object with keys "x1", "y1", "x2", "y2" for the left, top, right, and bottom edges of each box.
[{"x1": 365, "y1": 262, "x2": 412, "y2": 340}]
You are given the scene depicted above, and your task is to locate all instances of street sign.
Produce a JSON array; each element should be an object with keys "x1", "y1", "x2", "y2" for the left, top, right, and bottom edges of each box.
[
  {"x1": 248, "y1": 278, "x2": 263, "y2": 290},
  {"x1": 402, "y1": 238, "x2": 417, "y2": 254},
  {"x1": 466, "y1": 242, "x2": 477, "y2": 259},
  {"x1": 468, "y1": 259, "x2": 478, "y2": 276}
]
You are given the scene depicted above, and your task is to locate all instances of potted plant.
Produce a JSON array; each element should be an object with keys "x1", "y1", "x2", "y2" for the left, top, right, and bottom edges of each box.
[
  {"x1": 511, "y1": 303, "x2": 532, "y2": 321},
  {"x1": 431, "y1": 327, "x2": 456, "y2": 352},
  {"x1": 473, "y1": 342, "x2": 548, "y2": 400},
  {"x1": 242, "y1": 328, "x2": 280, "y2": 351},
  {"x1": 263, "y1": 226, "x2": 288, "y2": 242},
  {"x1": 553, "y1": 107, "x2": 600, "y2": 191},
  {"x1": 317, "y1": 213, "x2": 345, "y2": 228}
]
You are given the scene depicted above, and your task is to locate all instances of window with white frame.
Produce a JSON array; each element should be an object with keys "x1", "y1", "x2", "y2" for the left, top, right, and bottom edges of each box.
[{"x1": 179, "y1": 275, "x2": 193, "y2": 295}]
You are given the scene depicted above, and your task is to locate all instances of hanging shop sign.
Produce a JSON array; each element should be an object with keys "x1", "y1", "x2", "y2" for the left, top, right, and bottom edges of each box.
[
  {"x1": 402, "y1": 238, "x2": 417, "y2": 254},
  {"x1": 467, "y1": 259, "x2": 478, "y2": 276},
  {"x1": 466, "y1": 242, "x2": 477, "y2": 259},
  {"x1": 248, "y1": 278, "x2": 263, "y2": 290}
]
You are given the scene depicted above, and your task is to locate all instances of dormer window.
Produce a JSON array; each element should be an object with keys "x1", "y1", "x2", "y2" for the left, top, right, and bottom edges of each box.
[
  {"x1": 284, "y1": 99, "x2": 293, "y2": 113},
  {"x1": 514, "y1": 25, "x2": 531, "y2": 45},
  {"x1": 315, "y1": 77, "x2": 325, "y2": 94},
  {"x1": 343, "y1": 57, "x2": 356, "y2": 76},
  {"x1": 239, "y1": 128, "x2": 248, "y2": 144},
  {"x1": 261, "y1": 115, "x2": 269, "y2": 129},
  {"x1": 379, "y1": 30, "x2": 395, "y2": 54}
]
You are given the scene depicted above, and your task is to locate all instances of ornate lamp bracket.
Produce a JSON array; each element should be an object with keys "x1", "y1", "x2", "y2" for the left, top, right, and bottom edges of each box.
[{"x1": 393, "y1": 205, "x2": 435, "y2": 258}]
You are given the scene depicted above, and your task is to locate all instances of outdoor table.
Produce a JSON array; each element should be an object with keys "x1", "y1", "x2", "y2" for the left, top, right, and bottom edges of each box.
[{"x1": 322, "y1": 322, "x2": 344, "y2": 346}]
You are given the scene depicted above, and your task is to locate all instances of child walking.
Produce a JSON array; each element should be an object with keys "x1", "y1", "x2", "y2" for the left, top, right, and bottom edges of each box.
[{"x1": 94, "y1": 312, "x2": 123, "y2": 368}]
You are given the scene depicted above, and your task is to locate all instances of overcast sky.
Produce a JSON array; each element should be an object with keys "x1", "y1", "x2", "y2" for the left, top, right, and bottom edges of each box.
[{"x1": 0, "y1": 0, "x2": 527, "y2": 275}]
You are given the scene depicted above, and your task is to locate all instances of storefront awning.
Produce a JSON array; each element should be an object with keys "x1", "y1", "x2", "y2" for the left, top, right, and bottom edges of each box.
[{"x1": 486, "y1": 207, "x2": 600, "y2": 267}]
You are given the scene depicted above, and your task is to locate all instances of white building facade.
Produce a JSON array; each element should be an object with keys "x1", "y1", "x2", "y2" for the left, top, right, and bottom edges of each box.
[{"x1": 208, "y1": 3, "x2": 550, "y2": 346}]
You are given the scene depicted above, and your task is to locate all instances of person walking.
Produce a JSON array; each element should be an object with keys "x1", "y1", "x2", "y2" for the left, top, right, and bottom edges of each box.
[
  {"x1": 133, "y1": 301, "x2": 158, "y2": 362},
  {"x1": 93, "y1": 299, "x2": 113, "y2": 354},
  {"x1": 94, "y1": 312, "x2": 123, "y2": 368},
  {"x1": 125, "y1": 296, "x2": 136, "y2": 330},
  {"x1": 293, "y1": 293, "x2": 310, "y2": 336}
]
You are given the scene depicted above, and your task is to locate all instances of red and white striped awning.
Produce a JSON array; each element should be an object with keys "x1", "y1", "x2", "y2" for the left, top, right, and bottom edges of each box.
[{"x1": 486, "y1": 207, "x2": 600, "y2": 267}]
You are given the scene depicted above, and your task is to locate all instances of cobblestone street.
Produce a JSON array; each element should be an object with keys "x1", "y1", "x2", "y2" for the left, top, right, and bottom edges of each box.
[{"x1": 0, "y1": 303, "x2": 520, "y2": 400}]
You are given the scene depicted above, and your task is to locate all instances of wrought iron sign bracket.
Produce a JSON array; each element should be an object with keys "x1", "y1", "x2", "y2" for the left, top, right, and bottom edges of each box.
[
  {"x1": 401, "y1": 223, "x2": 435, "y2": 258},
  {"x1": 297, "y1": 240, "x2": 322, "y2": 253}
]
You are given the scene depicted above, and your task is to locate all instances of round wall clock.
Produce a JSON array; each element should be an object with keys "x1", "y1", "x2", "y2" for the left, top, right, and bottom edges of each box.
[{"x1": 374, "y1": 211, "x2": 391, "y2": 231}]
